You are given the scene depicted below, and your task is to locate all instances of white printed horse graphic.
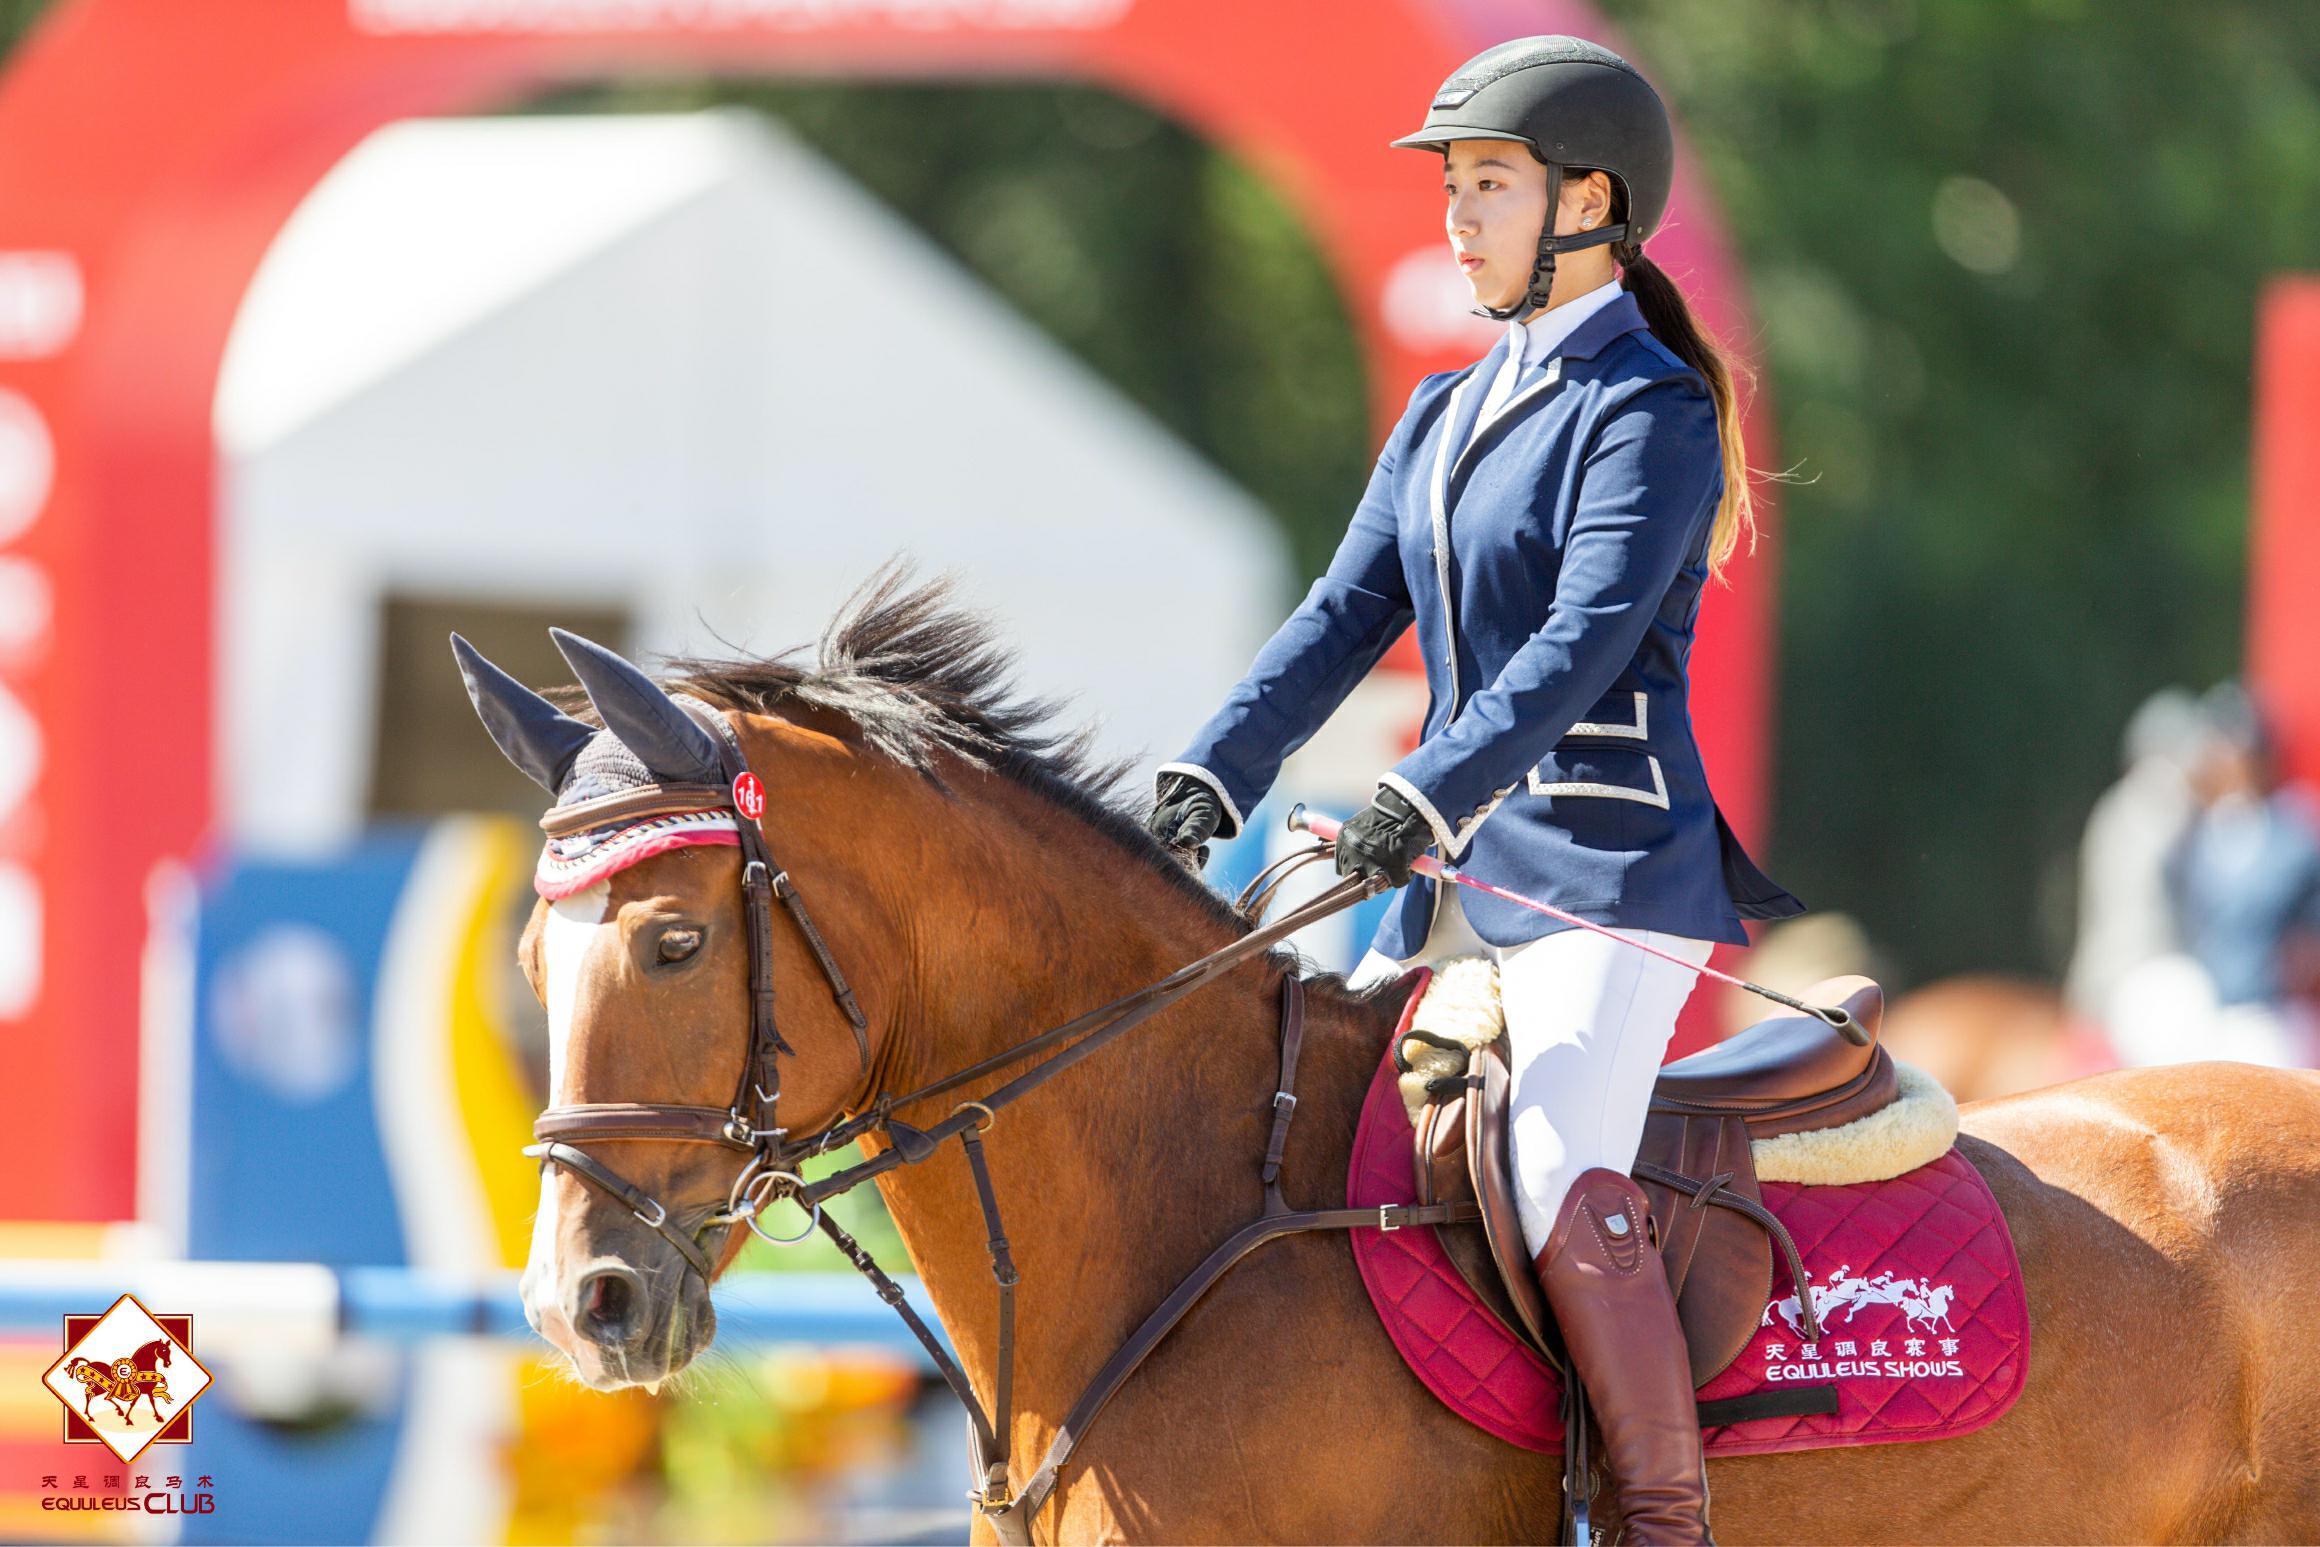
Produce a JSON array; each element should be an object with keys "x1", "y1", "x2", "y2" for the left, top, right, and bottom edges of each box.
[
  {"x1": 1899, "y1": 1282, "x2": 1956, "y2": 1333},
  {"x1": 1762, "y1": 1264, "x2": 1956, "y2": 1339}
]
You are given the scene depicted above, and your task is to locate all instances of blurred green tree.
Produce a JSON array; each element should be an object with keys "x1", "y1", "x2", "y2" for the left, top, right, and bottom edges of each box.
[{"x1": 1604, "y1": 0, "x2": 2320, "y2": 981}]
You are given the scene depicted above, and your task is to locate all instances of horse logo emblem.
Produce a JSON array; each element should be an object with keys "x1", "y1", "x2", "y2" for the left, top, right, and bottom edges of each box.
[
  {"x1": 40, "y1": 1293, "x2": 214, "y2": 1463},
  {"x1": 1763, "y1": 1263, "x2": 1959, "y2": 1340}
]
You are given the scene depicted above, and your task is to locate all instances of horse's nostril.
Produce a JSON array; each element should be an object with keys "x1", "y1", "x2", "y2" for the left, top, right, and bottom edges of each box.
[{"x1": 576, "y1": 1265, "x2": 644, "y2": 1342}]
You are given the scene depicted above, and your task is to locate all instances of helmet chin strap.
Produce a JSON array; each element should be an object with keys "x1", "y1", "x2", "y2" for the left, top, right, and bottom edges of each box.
[{"x1": 1472, "y1": 161, "x2": 1633, "y2": 324}]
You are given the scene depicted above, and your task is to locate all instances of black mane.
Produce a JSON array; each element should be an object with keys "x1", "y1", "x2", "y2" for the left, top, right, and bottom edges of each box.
[{"x1": 658, "y1": 557, "x2": 1250, "y2": 932}]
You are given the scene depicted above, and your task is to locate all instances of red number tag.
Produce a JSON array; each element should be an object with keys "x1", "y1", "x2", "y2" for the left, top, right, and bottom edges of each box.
[{"x1": 731, "y1": 772, "x2": 766, "y2": 823}]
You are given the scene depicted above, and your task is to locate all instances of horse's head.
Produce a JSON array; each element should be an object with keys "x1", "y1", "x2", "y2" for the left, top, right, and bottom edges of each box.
[{"x1": 455, "y1": 627, "x2": 883, "y2": 1392}]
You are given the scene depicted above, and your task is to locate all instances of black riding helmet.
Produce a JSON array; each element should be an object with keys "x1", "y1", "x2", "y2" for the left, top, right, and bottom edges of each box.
[{"x1": 1393, "y1": 36, "x2": 1674, "y2": 322}]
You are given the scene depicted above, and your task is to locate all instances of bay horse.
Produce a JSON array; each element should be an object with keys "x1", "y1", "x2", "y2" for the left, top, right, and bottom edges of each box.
[{"x1": 492, "y1": 563, "x2": 2320, "y2": 1543}]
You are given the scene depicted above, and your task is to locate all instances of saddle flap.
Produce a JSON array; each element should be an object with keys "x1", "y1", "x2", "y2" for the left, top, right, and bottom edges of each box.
[
  {"x1": 1409, "y1": 1061, "x2": 1560, "y2": 1365},
  {"x1": 1411, "y1": 1090, "x2": 1466, "y2": 1207},
  {"x1": 1465, "y1": 1040, "x2": 1558, "y2": 1360},
  {"x1": 1635, "y1": 1111, "x2": 1774, "y2": 1385}
]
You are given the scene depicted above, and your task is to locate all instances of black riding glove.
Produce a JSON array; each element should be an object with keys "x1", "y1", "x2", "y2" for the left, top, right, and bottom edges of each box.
[
  {"x1": 1147, "y1": 771, "x2": 1225, "y2": 864},
  {"x1": 1333, "y1": 784, "x2": 1436, "y2": 889}
]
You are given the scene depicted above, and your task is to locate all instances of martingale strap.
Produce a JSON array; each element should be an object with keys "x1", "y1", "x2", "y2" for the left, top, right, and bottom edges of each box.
[
  {"x1": 726, "y1": 876, "x2": 1452, "y2": 1543},
  {"x1": 990, "y1": 1043, "x2": 1484, "y2": 1547}
]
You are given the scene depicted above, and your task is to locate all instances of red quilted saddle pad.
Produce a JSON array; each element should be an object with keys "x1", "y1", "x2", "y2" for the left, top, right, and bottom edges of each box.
[{"x1": 1347, "y1": 1000, "x2": 2030, "y2": 1457}]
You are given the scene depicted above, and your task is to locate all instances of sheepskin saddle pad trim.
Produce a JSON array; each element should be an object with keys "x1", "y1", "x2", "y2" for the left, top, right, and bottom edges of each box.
[
  {"x1": 1398, "y1": 955, "x2": 1958, "y2": 1187},
  {"x1": 1750, "y1": 1058, "x2": 1957, "y2": 1185},
  {"x1": 1397, "y1": 955, "x2": 1501, "y2": 1122}
]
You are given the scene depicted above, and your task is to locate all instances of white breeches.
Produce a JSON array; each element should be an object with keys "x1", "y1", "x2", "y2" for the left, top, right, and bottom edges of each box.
[{"x1": 1347, "y1": 886, "x2": 1715, "y2": 1258}]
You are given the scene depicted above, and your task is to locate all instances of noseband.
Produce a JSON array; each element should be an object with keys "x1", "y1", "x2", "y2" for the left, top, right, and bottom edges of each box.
[{"x1": 523, "y1": 703, "x2": 870, "y2": 1279}]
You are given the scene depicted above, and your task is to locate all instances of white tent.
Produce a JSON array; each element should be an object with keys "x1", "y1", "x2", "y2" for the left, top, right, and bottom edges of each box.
[{"x1": 214, "y1": 108, "x2": 1293, "y2": 849}]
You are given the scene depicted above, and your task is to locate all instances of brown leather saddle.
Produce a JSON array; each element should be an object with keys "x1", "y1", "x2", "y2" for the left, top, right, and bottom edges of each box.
[{"x1": 1411, "y1": 974, "x2": 1891, "y2": 1386}]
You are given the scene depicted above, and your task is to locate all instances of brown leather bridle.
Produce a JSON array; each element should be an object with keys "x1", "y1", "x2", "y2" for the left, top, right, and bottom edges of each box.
[
  {"x1": 519, "y1": 702, "x2": 1478, "y2": 1545},
  {"x1": 522, "y1": 702, "x2": 870, "y2": 1279}
]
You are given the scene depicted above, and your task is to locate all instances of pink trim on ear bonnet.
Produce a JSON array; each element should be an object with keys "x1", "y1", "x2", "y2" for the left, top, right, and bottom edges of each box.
[{"x1": 534, "y1": 808, "x2": 742, "y2": 900}]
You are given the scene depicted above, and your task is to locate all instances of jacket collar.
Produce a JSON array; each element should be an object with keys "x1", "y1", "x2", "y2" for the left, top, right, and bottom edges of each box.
[
  {"x1": 1555, "y1": 289, "x2": 1648, "y2": 362},
  {"x1": 1506, "y1": 277, "x2": 1627, "y2": 370},
  {"x1": 1433, "y1": 291, "x2": 1652, "y2": 503},
  {"x1": 1439, "y1": 290, "x2": 1649, "y2": 443}
]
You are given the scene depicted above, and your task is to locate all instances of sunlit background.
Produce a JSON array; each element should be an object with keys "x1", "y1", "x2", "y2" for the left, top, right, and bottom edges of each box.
[{"x1": 3, "y1": 0, "x2": 2318, "y2": 1539}]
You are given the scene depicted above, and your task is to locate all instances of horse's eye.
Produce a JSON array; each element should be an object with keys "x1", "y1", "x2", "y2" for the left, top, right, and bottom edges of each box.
[{"x1": 658, "y1": 928, "x2": 703, "y2": 964}]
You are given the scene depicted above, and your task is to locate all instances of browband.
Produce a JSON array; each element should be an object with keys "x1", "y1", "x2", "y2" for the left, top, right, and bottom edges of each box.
[{"x1": 541, "y1": 783, "x2": 733, "y2": 837}]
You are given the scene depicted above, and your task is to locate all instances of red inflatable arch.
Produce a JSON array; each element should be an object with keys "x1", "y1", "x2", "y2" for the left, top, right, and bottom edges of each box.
[
  {"x1": 2252, "y1": 280, "x2": 2320, "y2": 794},
  {"x1": 0, "y1": 0, "x2": 1780, "y2": 1219}
]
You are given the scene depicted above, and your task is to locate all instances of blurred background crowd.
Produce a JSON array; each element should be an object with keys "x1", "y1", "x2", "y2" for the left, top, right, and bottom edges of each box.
[{"x1": 2070, "y1": 681, "x2": 2320, "y2": 1071}]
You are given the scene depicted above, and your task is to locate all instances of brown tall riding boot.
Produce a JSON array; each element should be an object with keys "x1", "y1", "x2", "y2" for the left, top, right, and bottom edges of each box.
[{"x1": 1534, "y1": 1167, "x2": 1711, "y2": 1545}]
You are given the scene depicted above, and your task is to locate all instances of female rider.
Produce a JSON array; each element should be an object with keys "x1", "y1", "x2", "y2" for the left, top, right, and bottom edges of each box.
[{"x1": 1144, "y1": 37, "x2": 1804, "y2": 1543}]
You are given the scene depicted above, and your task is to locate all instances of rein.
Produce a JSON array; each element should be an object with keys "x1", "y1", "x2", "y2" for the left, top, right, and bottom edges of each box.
[{"x1": 523, "y1": 708, "x2": 1477, "y2": 1544}]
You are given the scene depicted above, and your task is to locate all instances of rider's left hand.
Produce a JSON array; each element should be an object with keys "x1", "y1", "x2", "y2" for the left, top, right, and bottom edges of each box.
[{"x1": 1333, "y1": 784, "x2": 1436, "y2": 889}]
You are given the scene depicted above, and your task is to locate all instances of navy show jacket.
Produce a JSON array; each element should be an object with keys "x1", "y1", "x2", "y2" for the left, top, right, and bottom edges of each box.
[{"x1": 1160, "y1": 290, "x2": 1805, "y2": 961}]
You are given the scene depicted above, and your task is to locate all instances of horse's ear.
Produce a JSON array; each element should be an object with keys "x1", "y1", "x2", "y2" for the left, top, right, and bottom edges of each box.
[
  {"x1": 549, "y1": 627, "x2": 723, "y2": 785},
  {"x1": 450, "y1": 633, "x2": 597, "y2": 796}
]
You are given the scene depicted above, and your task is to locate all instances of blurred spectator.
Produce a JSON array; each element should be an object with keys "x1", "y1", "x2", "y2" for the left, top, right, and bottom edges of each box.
[
  {"x1": 2107, "y1": 682, "x2": 2320, "y2": 1068},
  {"x1": 2063, "y1": 687, "x2": 2204, "y2": 1024}
]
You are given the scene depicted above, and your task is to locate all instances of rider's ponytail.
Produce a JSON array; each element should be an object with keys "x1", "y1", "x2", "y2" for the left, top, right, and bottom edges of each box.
[
  {"x1": 1624, "y1": 248, "x2": 1763, "y2": 586},
  {"x1": 1615, "y1": 246, "x2": 1761, "y2": 583}
]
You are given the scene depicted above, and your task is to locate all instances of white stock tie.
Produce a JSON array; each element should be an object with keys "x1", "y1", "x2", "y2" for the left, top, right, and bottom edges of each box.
[{"x1": 1467, "y1": 320, "x2": 1532, "y2": 458}]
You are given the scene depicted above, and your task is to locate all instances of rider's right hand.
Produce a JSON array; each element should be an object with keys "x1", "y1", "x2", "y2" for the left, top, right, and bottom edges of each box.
[{"x1": 1147, "y1": 772, "x2": 1224, "y2": 858}]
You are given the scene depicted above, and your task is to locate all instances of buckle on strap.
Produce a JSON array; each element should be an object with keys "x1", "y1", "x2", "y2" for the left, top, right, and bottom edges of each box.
[
  {"x1": 1379, "y1": 1204, "x2": 1400, "y2": 1232},
  {"x1": 1271, "y1": 1090, "x2": 1297, "y2": 1114}
]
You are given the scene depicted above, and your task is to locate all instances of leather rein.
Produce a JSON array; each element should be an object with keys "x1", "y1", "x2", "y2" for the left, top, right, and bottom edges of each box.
[{"x1": 523, "y1": 707, "x2": 1472, "y2": 1544}]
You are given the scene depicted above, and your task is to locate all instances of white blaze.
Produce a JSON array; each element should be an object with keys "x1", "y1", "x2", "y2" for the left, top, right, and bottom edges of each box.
[
  {"x1": 528, "y1": 880, "x2": 614, "y2": 1308},
  {"x1": 542, "y1": 880, "x2": 613, "y2": 1102}
]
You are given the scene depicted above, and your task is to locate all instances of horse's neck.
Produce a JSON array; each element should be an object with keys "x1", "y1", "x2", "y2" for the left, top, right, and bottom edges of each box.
[{"x1": 862, "y1": 786, "x2": 1397, "y2": 1446}]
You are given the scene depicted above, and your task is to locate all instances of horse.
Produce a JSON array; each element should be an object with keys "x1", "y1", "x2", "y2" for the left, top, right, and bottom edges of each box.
[
  {"x1": 1899, "y1": 1284, "x2": 1957, "y2": 1336},
  {"x1": 496, "y1": 563, "x2": 2320, "y2": 1543},
  {"x1": 61, "y1": 1356, "x2": 170, "y2": 1423},
  {"x1": 1881, "y1": 974, "x2": 2118, "y2": 1104}
]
